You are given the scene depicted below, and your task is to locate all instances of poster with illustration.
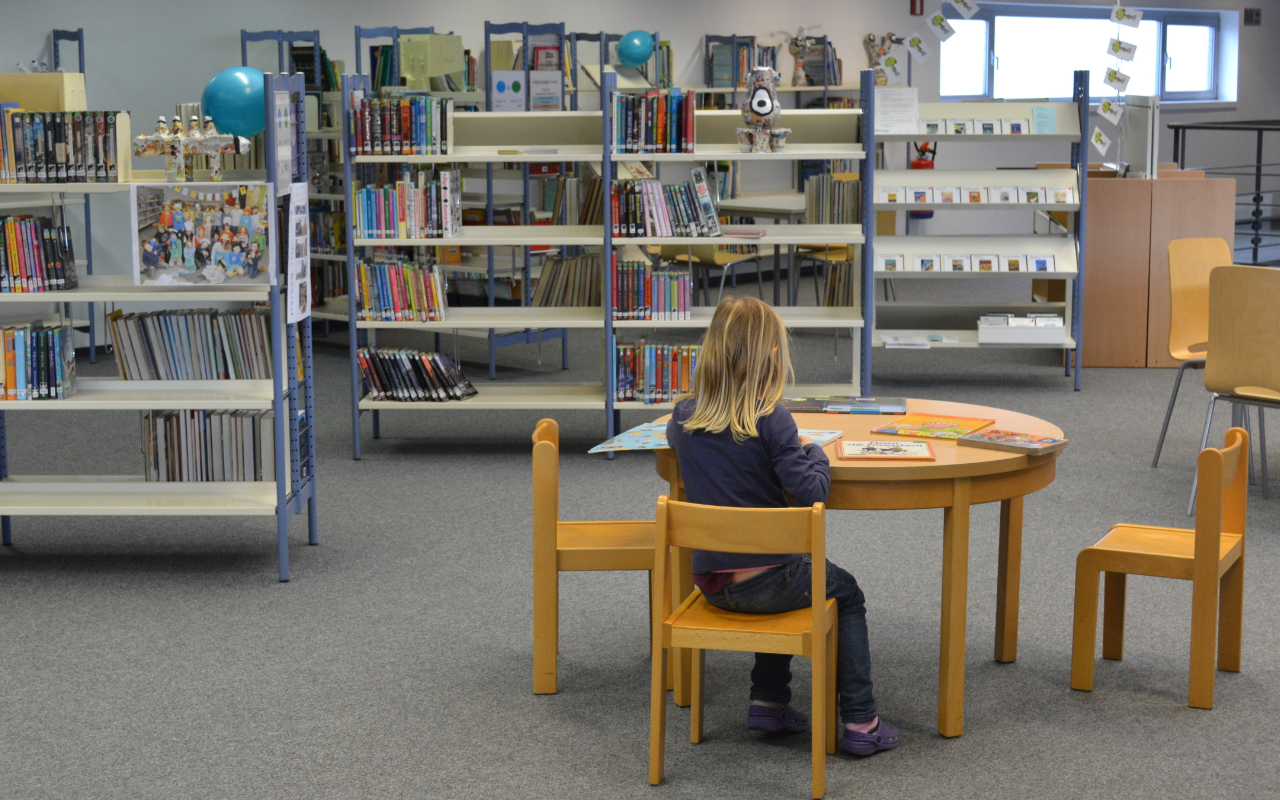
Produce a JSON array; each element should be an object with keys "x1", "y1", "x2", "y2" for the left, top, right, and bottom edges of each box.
[
  {"x1": 1108, "y1": 38, "x2": 1137, "y2": 61},
  {"x1": 1098, "y1": 98, "x2": 1123, "y2": 125},
  {"x1": 1104, "y1": 67, "x2": 1131, "y2": 93},
  {"x1": 926, "y1": 14, "x2": 956, "y2": 41},
  {"x1": 287, "y1": 182, "x2": 312, "y2": 322},
  {"x1": 131, "y1": 183, "x2": 275, "y2": 286},
  {"x1": 1091, "y1": 127, "x2": 1112, "y2": 156},
  {"x1": 904, "y1": 33, "x2": 932, "y2": 61},
  {"x1": 948, "y1": 0, "x2": 981, "y2": 20},
  {"x1": 1112, "y1": 7, "x2": 1142, "y2": 28}
]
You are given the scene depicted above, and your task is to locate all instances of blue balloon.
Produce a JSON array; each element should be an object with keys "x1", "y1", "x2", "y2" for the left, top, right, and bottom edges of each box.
[
  {"x1": 202, "y1": 67, "x2": 265, "y2": 138},
  {"x1": 617, "y1": 30, "x2": 654, "y2": 69}
]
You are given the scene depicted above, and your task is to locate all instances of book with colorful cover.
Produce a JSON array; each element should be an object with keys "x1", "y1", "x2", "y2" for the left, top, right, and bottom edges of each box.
[
  {"x1": 871, "y1": 413, "x2": 994, "y2": 440},
  {"x1": 589, "y1": 423, "x2": 843, "y2": 453},
  {"x1": 838, "y1": 440, "x2": 935, "y2": 461},
  {"x1": 956, "y1": 429, "x2": 1068, "y2": 454},
  {"x1": 825, "y1": 396, "x2": 907, "y2": 415}
]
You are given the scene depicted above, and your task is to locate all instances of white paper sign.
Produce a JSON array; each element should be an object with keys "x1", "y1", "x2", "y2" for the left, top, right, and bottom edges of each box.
[
  {"x1": 926, "y1": 13, "x2": 956, "y2": 41},
  {"x1": 948, "y1": 0, "x2": 981, "y2": 19},
  {"x1": 1090, "y1": 126, "x2": 1112, "y2": 156},
  {"x1": 1098, "y1": 98, "x2": 1123, "y2": 125},
  {"x1": 880, "y1": 45, "x2": 910, "y2": 84},
  {"x1": 904, "y1": 32, "x2": 933, "y2": 61},
  {"x1": 273, "y1": 91, "x2": 293, "y2": 188},
  {"x1": 491, "y1": 70, "x2": 527, "y2": 111},
  {"x1": 1104, "y1": 67, "x2": 1131, "y2": 93},
  {"x1": 1108, "y1": 39, "x2": 1137, "y2": 61},
  {"x1": 874, "y1": 86, "x2": 920, "y2": 134},
  {"x1": 1112, "y1": 6, "x2": 1142, "y2": 28},
  {"x1": 528, "y1": 71, "x2": 563, "y2": 111},
  {"x1": 287, "y1": 182, "x2": 311, "y2": 322}
]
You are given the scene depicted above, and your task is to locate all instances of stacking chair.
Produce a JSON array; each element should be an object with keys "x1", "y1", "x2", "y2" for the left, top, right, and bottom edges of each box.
[
  {"x1": 1189, "y1": 265, "x2": 1278, "y2": 512},
  {"x1": 649, "y1": 496, "x2": 837, "y2": 799},
  {"x1": 659, "y1": 244, "x2": 763, "y2": 306},
  {"x1": 532, "y1": 418, "x2": 655, "y2": 694},
  {"x1": 1071, "y1": 427, "x2": 1248, "y2": 709},
  {"x1": 1152, "y1": 238, "x2": 1230, "y2": 467}
]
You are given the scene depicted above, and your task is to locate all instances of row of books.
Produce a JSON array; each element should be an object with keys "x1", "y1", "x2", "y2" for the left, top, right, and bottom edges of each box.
[
  {"x1": 346, "y1": 95, "x2": 455, "y2": 156},
  {"x1": 2, "y1": 109, "x2": 124, "y2": 184},
  {"x1": 611, "y1": 170, "x2": 721, "y2": 238},
  {"x1": 611, "y1": 260, "x2": 692, "y2": 320},
  {"x1": 0, "y1": 323, "x2": 76, "y2": 400},
  {"x1": 529, "y1": 254, "x2": 601, "y2": 308},
  {"x1": 309, "y1": 209, "x2": 345, "y2": 254},
  {"x1": 610, "y1": 89, "x2": 696, "y2": 154},
  {"x1": 312, "y1": 260, "x2": 348, "y2": 302},
  {"x1": 804, "y1": 175, "x2": 862, "y2": 225},
  {"x1": 533, "y1": 175, "x2": 605, "y2": 225},
  {"x1": 821, "y1": 261, "x2": 857, "y2": 308},
  {"x1": 353, "y1": 169, "x2": 463, "y2": 239},
  {"x1": 1, "y1": 216, "x2": 79, "y2": 292},
  {"x1": 105, "y1": 309, "x2": 273, "y2": 381},
  {"x1": 612, "y1": 338, "x2": 699, "y2": 403},
  {"x1": 142, "y1": 410, "x2": 275, "y2": 482},
  {"x1": 357, "y1": 347, "x2": 477, "y2": 402},
  {"x1": 355, "y1": 261, "x2": 449, "y2": 321}
]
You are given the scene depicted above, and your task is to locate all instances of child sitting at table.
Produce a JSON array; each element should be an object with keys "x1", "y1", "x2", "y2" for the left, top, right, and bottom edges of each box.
[{"x1": 665, "y1": 295, "x2": 899, "y2": 756}]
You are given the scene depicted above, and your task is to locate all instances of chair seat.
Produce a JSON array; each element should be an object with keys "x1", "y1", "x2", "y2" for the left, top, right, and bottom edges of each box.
[
  {"x1": 666, "y1": 592, "x2": 836, "y2": 657},
  {"x1": 667, "y1": 251, "x2": 758, "y2": 268},
  {"x1": 556, "y1": 520, "x2": 655, "y2": 571},
  {"x1": 1083, "y1": 524, "x2": 1242, "y2": 580},
  {"x1": 1169, "y1": 347, "x2": 1207, "y2": 363},
  {"x1": 1232, "y1": 385, "x2": 1280, "y2": 403}
]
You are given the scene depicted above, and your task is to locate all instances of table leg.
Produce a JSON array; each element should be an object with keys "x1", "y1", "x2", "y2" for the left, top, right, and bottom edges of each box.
[
  {"x1": 670, "y1": 544, "x2": 694, "y2": 707},
  {"x1": 939, "y1": 477, "x2": 971, "y2": 738},
  {"x1": 995, "y1": 496, "x2": 1024, "y2": 663}
]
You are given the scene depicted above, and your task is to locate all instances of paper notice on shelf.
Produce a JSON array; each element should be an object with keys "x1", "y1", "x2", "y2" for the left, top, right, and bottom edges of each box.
[
  {"x1": 529, "y1": 71, "x2": 563, "y2": 111},
  {"x1": 1032, "y1": 106, "x2": 1056, "y2": 134},
  {"x1": 491, "y1": 70, "x2": 526, "y2": 111},
  {"x1": 273, "y1": 91, "x2": 293, "y2": 188},
  {"x1": 882, "y1": 335, "x2": 930, "y2": 349},
  {"x1": 287, "y1": 182, "x2": 311, "y2": 323},
  {"x1": 874, "y1": 87, "x2": 919, "y2": 134}
]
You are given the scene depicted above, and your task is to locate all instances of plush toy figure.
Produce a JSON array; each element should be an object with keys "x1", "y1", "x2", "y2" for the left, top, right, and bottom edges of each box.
[{"x1": 737, "y1": 67, "x2": 792, "y2": 153}]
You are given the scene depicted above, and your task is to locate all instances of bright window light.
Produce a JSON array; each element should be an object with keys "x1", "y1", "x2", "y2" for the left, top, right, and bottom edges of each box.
[
  {"x1": 992, "y1": 17, "x2": 1158, "y2": 98},
  {"x1": 939, "y1": 20, "x2": 989, "y2": 97},
  {"x1": 1165, "y1": 24, "x2": 1215, "y2": 93}
]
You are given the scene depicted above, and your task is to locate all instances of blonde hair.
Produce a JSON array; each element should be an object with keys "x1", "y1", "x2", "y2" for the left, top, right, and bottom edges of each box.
[{"x1": 681, "y1": 296, "x2": 792, "y2": 440}]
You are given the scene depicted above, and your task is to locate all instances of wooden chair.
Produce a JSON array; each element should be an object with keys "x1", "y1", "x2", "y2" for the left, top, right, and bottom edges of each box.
[
  {"x1": 1190, "y1": 265, "x2": 1277, "y2": 511},
  {"x1": 1152, "y1": 238, "x2": 1229, "y2": 468},
  {"x1": 532, "y1": 418, "x2": 656, "y2": 694},
  {"x1": 659, "y1": 244, "x2": 763, "y2": 306},
  {"x1": 649, "y1": 496, "x2": 837, "y2": 799},
  {"x1": 1071, "y1": 427, "x2": 1248, "y2": 709}
]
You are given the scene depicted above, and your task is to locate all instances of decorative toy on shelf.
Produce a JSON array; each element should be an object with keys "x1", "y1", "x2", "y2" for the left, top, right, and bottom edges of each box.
[
  {"x1": 133, "y1": 115, "x2": 252, "y2": 182},
  {"x1": 737, "y1": 66, "x2": 791, "y2": 152},
  {"x1": 864, "y1": 32, "x2": 904, "y2": 87},
  {"x1": 776, "y1": 26, "x2": 822, "y2": 87}
]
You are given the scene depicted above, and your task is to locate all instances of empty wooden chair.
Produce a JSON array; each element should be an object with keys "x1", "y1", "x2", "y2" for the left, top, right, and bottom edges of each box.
[
  {"x1": 659, "y1": 244, "x2": 764, "y2": 306},
  {"x1": 532, "y1": 418, "x2": 655, "y2": 694},
  {"x1": 649, "y1": 496, "x2": 837, "y2": 799},
  {"x1": 1152, "y1": 238, "x2": 1230, "y2": 468},
  {"x1": 1072, "y1": 427, "x2": 1248, "y2": 709}
]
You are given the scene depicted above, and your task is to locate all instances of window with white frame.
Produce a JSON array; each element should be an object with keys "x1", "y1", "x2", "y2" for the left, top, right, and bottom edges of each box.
[{"x1": 939, "y1": 4, "x2": 1220, "y2": 102}]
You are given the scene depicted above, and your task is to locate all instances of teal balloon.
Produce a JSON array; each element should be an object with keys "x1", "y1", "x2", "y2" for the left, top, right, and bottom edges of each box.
[
  {"x1": 201, "y1": 67, "x2": 265, "y2": 138},
  {"x1": 617, "y1": 30, "x2": 654, "y2": 69}
]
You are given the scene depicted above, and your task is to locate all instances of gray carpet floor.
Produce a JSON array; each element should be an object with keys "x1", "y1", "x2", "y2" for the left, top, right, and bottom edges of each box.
[{"x1": 2, "y1": 303, "x2": 1278, "y2": 799}]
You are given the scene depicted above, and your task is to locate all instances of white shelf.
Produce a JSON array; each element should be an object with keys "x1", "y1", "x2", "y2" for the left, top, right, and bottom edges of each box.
[
  {"x1": 310, "y1": 193, "x2": 345, "y2": 201},
  {"x1": 311, "y1": 296, "x2": 350, "y2": 322},
  {"x1": 877, "y1": 133, "x2": 1079, "y2": 143},
  {"x1": 0, "y1": 275, "x2": 269, "y2": 303},
  {"x1": 359, "y1": 382, "x2": 607, "y2": 410},
  {"x1": 614, "y1": 383, "x2": 859, "y2": 411},
  {"x1": 355, "y1": 144, "x2": 601, "y2": 164},
  {"x1": 613, "y1": 306, "x2": 863, "y2": 329},
  {"x1": 623, "y1": 224, "x2": 862, "y2": 246},
  {"x1": 0, "y1": 476, "x2": 278, "y2": 516},
  {"x1": 873, "y1": 330, "x2": 1076, "y2": 349},
  {"x1": 874, "y1": 235, "x2": 1079, "y2": 276},
  {"x1": 308, "y1": 129, "x2": 343, "y2": 139},
  {"x1": 0, "y1": 378, "x2": 274, "y2": 411},
  {"x1": 876, "y1": 270, "x2": 1076, "y2": 278},
  {"x1": 874, "y1": 202, "x2": 1079, "y2": 212},
  {"x1": 611, "y1": 144, "x2": 865, "y2": 163},
  {"x1": 876, "y1": 168, "x2": 1078, "y2": 189},
  {"x1": 355, "y1": 225, "x2": 603, "y2": 247},
  {"x1": 0, "y1": 182, "x2": 130, "y2": 195},
  {"x1": 357, "y1": 306, "x2": 603, "y2": 330},
  {"x1": 310, "y1": 252, "x2": 347, "y2": 262},
  {"x1": 688, "y1": 85, "x2": 862, "y2": 95}
]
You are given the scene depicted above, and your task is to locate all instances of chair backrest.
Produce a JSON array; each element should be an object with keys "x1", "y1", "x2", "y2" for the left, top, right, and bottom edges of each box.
[
  {"x1": 532, "y1": 419, "x2": 561, "y2": 538},
  {"x1": 659, "y1": 244, "x2": 721, "y2": 263},
  {"x1": 1193, "y1": 427, "x2": 1249, "y2": 575},
  {"x1": 1204, "y1": 265, "x2": 1280, "y2": 400},
  {"x1": 1167, "y1": 238, "x2": 1230, "y2": 360},
  {"x1": 653, "y1": 496, "x2": 826, "y2": 639}
]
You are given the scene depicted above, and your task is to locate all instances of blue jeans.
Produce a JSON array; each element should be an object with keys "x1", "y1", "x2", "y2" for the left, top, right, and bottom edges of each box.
[{"x1": 701, "y1": 557, "x2": 877, "y2": 723}]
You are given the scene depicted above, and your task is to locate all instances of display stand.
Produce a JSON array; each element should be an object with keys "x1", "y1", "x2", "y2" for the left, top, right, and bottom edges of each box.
[
  {"x1": 870, "y1": 71, "x2": 1089, "y2": 390},
  {"x1": 240, "y1": 29, "x2": 322, "y2": 88},
  {"x1": 0, "y1": 73, "x2": 319, "y2": 580}
]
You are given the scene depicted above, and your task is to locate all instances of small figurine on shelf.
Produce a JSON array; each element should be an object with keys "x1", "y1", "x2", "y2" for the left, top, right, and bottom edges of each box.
[
  {"x1": 865, "y1": 33, "x2": 905, "y2": 87},
  {"x1": 775, "y1": 26, "x2": 821, "y2": 87},
  {"x1": 737, "y1": 66, "x2": 791, "y2": 152}
]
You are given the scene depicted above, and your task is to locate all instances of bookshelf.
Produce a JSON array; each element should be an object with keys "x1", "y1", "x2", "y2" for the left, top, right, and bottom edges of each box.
[
  {"x1": 867, "y1": 75, "x2": 1090, "y2": 390},
  {"x1": 240, "y1": 29, "x2": 322, "y2": 87},
  {"x1": 0, "y1": 74, "x2": 318, "y2": 581}
]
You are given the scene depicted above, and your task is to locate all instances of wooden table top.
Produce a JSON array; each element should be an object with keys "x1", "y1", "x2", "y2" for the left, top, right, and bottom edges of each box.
[{"x1": 655, "y1": 398, "x2": 1065, "y2": 483}]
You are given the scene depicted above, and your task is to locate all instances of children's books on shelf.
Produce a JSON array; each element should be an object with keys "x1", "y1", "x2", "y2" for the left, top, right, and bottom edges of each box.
[
  {"x1": 309, "y1": 209, "x2": 345, "y2": 253},
  {"x1": 2, "y1": 109, "x2": 127, "y2": 183},
  {"x1": 956, "y1": 429, "x2": 1068, "y2": 454},
  {"x1": 610, "y1": 89, "x2": 695, "y2": 154},
  {"x1": 804, "y1": 174, "x2": 862, "y2": 225},
  {"x1": 612, "y1": 338, "x2": 699, "y2": 403},
  {"x1": 355, "y1": 261, "x2": 449, "y2": 321},
  {"x1": 821, "y1": 261, "x2": 857, "y2": 307},
  {"x1": 347, "y1": 94, "x2": 454, "y2": 156},
  {"x1": 358, "y1": 347, "x2": 477, "y2": 402},
  {"x1": 530, "y1": 254, "x2": 602, "y2": 308},
  {"x1": 610, "y1": 259, "x2": 690, "y2": 320},
  {"x1": 0, "y1": 216, "x2": 79, "y2": 291},
  {"x1": 142, "y1": 410, "x2": 275, "y2": 482},
  {"x1": 131, "y1": 183, "x2": 274, "y2": 286},
  {"x1": 106, "y1": 308, "x2": 272, "y2": 381},
  {"x1": 0, "y1": 322, "x2": 76, "y2": 400},
  {"x1": 872, "y1": 413, "x2": 994, "y2": 439},
  {"x1": 837, "y1": 440, "x2": 935, "y2": 461},
  {"x1": 611, "y1": 177, "x2": 721, "y2": 238},
  {"x1": 353, "y1": 167, "x2": 462, "y2": 239}
]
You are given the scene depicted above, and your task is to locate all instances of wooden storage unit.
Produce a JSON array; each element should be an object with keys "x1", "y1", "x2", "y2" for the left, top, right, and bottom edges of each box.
[{"x1": 0, "y1": 72, "x2": 87, "y2": 111}]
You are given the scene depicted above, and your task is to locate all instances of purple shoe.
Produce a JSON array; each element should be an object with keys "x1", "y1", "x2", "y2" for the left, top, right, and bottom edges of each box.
[
  {"x1": 839, "y1": 719, "x2": 900, "y2": 756},
  {"x1": 748, "y1": 703, "x2": 810, "y2": 733}
]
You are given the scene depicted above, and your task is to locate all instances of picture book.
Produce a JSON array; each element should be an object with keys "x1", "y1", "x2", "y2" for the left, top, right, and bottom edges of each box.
[
  {"x1": 872, "y1": 413, "x2": 994, "y2": 439},
  {"x1": 957, "y1": 429, "x2": 1068, "y2": 455},
  {"x1": 838, "y1": 440, "x2": 935, "y2": 461},
  {"x1": 588, "y1": 423, "x2": 841, "y2": 453},
  {"x1": 825, "y1": 396, "x2": 907, "y2": 415}
]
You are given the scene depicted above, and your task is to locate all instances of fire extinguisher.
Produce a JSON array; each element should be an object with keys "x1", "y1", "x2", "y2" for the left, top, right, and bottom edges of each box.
[{"x1": 909, "y1": 142, "x2": 935, "y2": 220}]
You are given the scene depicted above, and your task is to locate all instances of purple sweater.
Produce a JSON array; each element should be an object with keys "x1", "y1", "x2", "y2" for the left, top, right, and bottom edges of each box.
[{"x1": 666, "y1": 398, "x2": 831, "y2": 575}]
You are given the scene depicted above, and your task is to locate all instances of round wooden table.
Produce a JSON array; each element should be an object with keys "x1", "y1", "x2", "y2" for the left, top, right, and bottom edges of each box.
[{"x1": 653, "y1": 399, "x2": 1065, "y2": 738}]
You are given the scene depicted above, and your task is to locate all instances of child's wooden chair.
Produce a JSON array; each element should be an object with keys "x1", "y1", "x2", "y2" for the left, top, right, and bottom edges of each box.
[
  {"x1": 1071, "y1": 426, "x2": 1248, "y2": 709},
  {"x1": 649, "y1": 496, "x2": 837, "y2": 799},
  {"x1": 532, "y1": 418, "x2": 656, "y2": 694}
]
